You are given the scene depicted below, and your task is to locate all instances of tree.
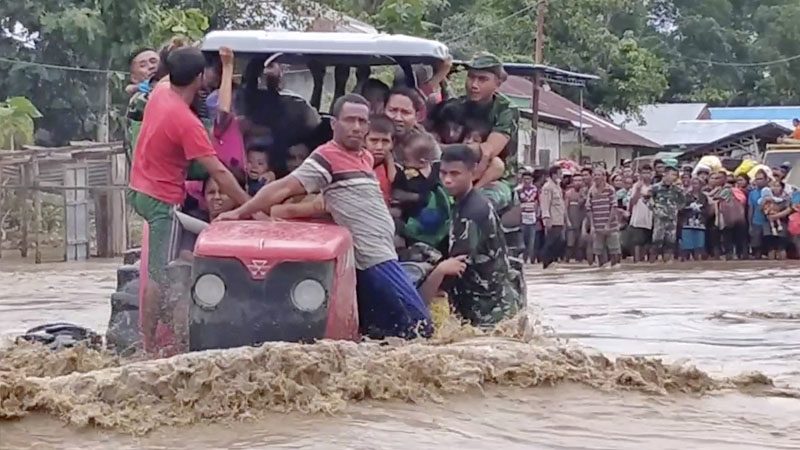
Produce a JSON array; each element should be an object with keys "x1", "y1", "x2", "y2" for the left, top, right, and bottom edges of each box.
[
  {"x1": 432, "y1": 0, "x2": 668, "y2": 115},
  {"x1": 648, "y1": 0, "x2": 800, "y2": 106},
  {"x1": 0, "y1": 97, "x2": 43, "y2": 150},
  {"x1": 2, "y1": 0, "x2": 797, "y2": 146},
  {"x1": 0, "y1": 0, "x2": 347, "y2": 146},
  {"x1": 0, "y1": 0, "x2": 216, "y2": 146}
]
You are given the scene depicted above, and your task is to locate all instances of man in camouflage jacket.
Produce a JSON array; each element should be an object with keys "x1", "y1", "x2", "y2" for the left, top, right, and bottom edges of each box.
[
  {"x1": 649, "y1": 165, "x2": 686, "y2": 262},
  {"x1": 421, "y1": 145, "x2": 524, "y2": 328}
]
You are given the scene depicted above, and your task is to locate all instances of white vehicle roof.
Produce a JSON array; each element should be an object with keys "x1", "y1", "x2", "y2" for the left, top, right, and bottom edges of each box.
[{"x1": 200, "y1": 30, "x2": 450, "y2": 65}]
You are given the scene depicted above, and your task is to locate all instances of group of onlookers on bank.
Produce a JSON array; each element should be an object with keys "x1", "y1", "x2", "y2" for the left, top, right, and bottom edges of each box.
[{"x1": 516, "y1": 158, "x2": 800, "y2": 267}]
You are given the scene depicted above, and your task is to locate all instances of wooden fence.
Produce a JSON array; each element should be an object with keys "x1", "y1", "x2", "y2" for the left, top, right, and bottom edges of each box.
[{"x1": 0, "y1": 141, "x2": 128, "y2": 263}]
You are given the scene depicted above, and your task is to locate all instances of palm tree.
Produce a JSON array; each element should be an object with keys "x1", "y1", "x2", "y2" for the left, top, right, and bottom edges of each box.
[{"x1": 0, "y1": 97, "x2": 43, "y2": 150}]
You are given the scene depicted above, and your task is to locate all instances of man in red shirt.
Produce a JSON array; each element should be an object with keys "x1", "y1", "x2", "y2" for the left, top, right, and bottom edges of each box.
[{"x1": 129, "y1": 47, "x2": 248, "y2": 345}]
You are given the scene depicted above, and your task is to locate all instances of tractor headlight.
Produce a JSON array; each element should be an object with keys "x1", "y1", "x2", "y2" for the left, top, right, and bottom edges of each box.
[
  {"x1": 291, "y1": 279, "x2": 326, "y2": 312},
  {"x1": 193, "y1": 273, "x2": 226, "y2": 309}
]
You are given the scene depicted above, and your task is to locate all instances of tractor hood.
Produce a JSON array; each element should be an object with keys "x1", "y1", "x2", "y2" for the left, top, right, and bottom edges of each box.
[{"x1": 195, "y1": 220, "x2": 352, "y2": 262}]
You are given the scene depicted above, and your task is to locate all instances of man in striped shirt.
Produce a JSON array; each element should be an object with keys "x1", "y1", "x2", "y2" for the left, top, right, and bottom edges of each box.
[
  {"x1": 586, "y1": 168, "x2": 622, "y2": 267},
  {"x1": 217, "y1": 93, "x2": 432, "y2": 339}
]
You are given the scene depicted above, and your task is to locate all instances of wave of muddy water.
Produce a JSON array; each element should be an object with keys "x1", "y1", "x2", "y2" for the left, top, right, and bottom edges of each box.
[{"x1": 1, "y1": 259, "x2": 799, "y2": 449}]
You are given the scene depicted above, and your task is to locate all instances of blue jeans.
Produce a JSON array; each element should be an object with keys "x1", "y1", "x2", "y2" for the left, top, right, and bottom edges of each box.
[
  {"x1": 356, "y1": 259, "x2": 433, "y2": 339},
  {"x1": 521, "y1": 224, "x2": 537, "y2": 263}
]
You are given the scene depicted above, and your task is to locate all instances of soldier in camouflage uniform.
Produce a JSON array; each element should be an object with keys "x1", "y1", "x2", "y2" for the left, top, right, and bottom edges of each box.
[
  {"x1": 125, "y1": 82, "x2": 154, "y2": 164},
  {"x1": 452, "y1": 54, "x2": 520, "y2": 213},
  {"x1": 648, "y1": 165, "x2": 686, "y2": 262},
  {"x1": 421, "y1": 145, "x2": 524, "y2": 328}
]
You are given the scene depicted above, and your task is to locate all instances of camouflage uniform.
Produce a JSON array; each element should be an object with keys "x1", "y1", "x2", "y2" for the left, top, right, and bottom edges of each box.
[
  {"x1": 454, "y1": 54, "x2": 520, "y2": 212},
  {"x1": 446, "y1": 189, "x2": 524, "y2": 328},
  {"x1": 125, "y1": 82, "x2": 153, "y2": 164},
  {"x1": 649, "y1": 182, "x2": 686, "y2": 250}
]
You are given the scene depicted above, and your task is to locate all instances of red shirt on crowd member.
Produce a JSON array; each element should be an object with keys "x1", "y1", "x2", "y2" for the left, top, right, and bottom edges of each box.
[{"x1": 129, "y1": 83, "x2": 216, "y2": 205}]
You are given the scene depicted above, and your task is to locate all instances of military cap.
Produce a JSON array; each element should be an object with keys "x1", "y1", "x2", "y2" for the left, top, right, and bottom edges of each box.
[{"x1": 466, "y1": 53, "x2": 503, "y2": 70}]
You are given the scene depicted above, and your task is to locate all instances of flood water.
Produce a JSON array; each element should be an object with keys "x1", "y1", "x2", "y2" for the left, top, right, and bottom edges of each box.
[{"x1": 1, "y1": 259, "x2": 799, "y2": 449}]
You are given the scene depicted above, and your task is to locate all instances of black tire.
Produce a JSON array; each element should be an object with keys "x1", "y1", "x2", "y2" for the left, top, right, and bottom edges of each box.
[
  {"x1": 106, "y1": 265, "x2": 142, "y2": 356},
  {"x1": 18, "y1": 322, "x2": 102, "y2": 350}
]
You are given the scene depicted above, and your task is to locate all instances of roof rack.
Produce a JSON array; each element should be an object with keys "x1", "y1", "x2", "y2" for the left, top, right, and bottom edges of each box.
[
  {"x1": 452, "y1": 61, "x2": 599, "y2": 87},
  {"x1": 200, "y1": 30, "x2": 449, "y2": 66}
]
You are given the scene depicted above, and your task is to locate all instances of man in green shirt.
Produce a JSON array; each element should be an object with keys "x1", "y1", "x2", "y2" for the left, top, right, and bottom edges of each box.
[{"x1": 453, "y1": 53, "x2": 520, "y2": 212}]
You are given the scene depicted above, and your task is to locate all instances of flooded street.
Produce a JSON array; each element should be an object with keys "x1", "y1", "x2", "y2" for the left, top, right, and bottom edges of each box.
[{"x1": 1, "y1": 259, "x2": 799, "y2": 449}]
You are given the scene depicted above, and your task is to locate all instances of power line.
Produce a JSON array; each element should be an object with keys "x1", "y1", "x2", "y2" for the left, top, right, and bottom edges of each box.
[
  {"x1": 0, "y1": 56, "x2": 127, "y2": 75},
  {"x1": 678, "y1": 53, "x2": 800, "y2": 67},
  {"x1": 443, "y1": 4, "x2": 537, "y2": 45},
  {"x1": 0, "y1": 55, "x2": 309, "y2": 76}
]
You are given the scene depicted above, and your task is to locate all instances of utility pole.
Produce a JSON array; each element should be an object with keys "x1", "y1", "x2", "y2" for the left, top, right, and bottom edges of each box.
[{"x1": 530, "y1": 0, "x2": 548, "y2": 165}]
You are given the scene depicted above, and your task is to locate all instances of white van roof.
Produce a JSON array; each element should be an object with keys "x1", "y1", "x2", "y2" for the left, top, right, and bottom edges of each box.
[{"x1": 201, "y1": 30, "x2": 449, "y2": 65}]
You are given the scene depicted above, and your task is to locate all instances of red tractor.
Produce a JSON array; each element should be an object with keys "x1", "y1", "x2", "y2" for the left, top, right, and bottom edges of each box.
[{"x1": 105, "y1": 30, "x2": 452, "y2": 355}]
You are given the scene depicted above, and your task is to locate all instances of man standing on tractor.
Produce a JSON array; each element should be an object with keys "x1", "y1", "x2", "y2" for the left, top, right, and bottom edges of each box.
[
  {"x1": 453, "y1": 53, "x2": 520, "y2": 212},
  {"x1": 129, "y1": 47, "x2": 249, "y2": 348},
  {"x1": 216, "y1": 93, "x2": 433, "y2": 340}
]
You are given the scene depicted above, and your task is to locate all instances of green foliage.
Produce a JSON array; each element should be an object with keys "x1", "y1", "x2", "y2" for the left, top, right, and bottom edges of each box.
[
  {"x1": 144, "y1": 6, "x2": 210, "y2": 44},
  {"x1": 0, "y1": 0, "x2": 798, "y2": 147},
  {"x1": 0, "y1": 0, "x2": 219, "y2": 146},
  {"x1": 649, "y1": 0, "x2": 800, "y2": 106},
  {"x1": 328, "y1": 0, "x2": 800, "y2": 112},
  {"x1": 0, "y1": 97, "x2": 43, "y2": 149},
  {"x1": 372, "y1": 0, "x2": 443, "y2": 34}
]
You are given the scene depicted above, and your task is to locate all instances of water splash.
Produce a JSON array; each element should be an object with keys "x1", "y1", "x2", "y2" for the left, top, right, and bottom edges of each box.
[{"x1": 0, "y1": 314, "x2": 785, "y2": 435}]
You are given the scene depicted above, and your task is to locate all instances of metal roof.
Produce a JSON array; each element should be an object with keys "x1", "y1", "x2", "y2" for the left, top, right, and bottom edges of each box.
[
  {"x1": 502, "y1": 63, "x2": 599, "y2": 86},
  {"x1": 500, "y1": 76, "x2": 660, "y2": 149},
  {"x1": 610, "y1": 103, "x2": 709, "y2": 143},
  {"x1": 200, "y1": 31, "x2": 450, "y2": 65},
  {"x1": 640, "y1": 120, "x2": 792, "y2": 147},
  {"x1": 709, "y1": 106, "x2": 800, "y2": 123}
]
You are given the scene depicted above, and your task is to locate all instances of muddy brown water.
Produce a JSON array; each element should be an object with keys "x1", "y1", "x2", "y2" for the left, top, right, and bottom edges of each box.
[{"x1": 1, "y1": 259, "x2": 799, "y2": 449}]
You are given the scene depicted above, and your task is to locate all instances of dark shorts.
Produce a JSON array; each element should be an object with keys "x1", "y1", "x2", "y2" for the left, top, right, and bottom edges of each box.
[
  {"x1": 592, "y1": 230, "x2": 622, "y2": 256},
  {"x1": 763, "y1": 235, "x2": 791, "y2": 253},
  {"x1": 628, "y1": 226, "x2": 652, "y2": 247},
  {"x1": 129, "y1": 190, "x2": 175, "y2": 285},
  {"x1": 356, "y1": 259, "x2": 433, "y2": 339},
  {"x1": 652, "y1": 218, "x2": 678, "y2": 248}
]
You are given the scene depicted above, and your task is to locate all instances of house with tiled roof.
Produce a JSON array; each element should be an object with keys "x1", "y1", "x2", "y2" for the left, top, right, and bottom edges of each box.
[{"x1": 500, "y1": 75, "x2": 661, "y2": 168}]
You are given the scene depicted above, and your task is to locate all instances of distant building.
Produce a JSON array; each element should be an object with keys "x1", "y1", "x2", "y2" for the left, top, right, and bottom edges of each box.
[
  {"x1": 708, "y1": 106, "x2": 797, "y2": 129},
  {"x1": 609, "y1": 103, "x2": 710, "y2": 145},
  {"x1": 612, "y1": 103, "x2": 791, "y2": 159},
  {"x1": 500, "y1": 76, "x2": 661, "y2": 169}
]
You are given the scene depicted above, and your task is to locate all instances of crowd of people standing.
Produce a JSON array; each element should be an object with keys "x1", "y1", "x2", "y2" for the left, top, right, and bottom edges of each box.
[{"x1": 516, "y1": 158, "x2": 800, "y2": 267}]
